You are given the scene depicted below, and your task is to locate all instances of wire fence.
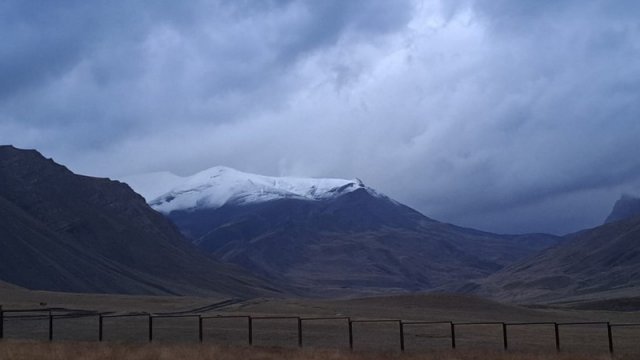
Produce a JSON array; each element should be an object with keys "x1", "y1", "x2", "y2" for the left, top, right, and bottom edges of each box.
[{"x1": 1, "y1": 305, "x2": 639, "y2": 354}]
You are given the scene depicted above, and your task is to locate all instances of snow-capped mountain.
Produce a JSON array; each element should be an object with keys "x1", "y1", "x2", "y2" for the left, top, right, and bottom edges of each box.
[
  {"x1": 124, "y1": 165, "x2": 559, "y2": 296},
  {"x1": 142, "y1": 166, "x2": 384, "y2": 214}
]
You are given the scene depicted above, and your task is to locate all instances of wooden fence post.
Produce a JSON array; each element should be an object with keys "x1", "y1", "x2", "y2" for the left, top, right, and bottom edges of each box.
[
  {"x1": 503, "y1": 323, "x2": 508, "y2": 350},
  {"x1": 248, "y1": 317, "x2": 253, "y2": 345},
  {"x1": 607, "y1": 323, "x2": 614, "y2": 354},
  {"x1": 554, "y1": 323, "x2": 560, "y2": 352},
  {"x1": 451, "y1": 323, "x2": 456, "y2": 349},
  {"x1": 399, "y1": 321, "x2": 405, "y2": 352},
  {"x1": 199, "y1": 316, "x2": 203, "y2": 343},
  {"x1": 98, "y1": 314, "x2": 103, "y2": 342},
  {"x1": 348, "y1": 319, "x2": 353, "y2": 351},
  {"x1": 48, "y1": 311, "x2": 53, "y2": 342},
  {"x1": 297, "y1": 318, "x2": 303, "y2": 347},
  {"x1": 148, "y1": 315, "x2": 153, "y2": 342},
  {"x1": 0, "y1": 305, "x2": 4, "y2": 340}
]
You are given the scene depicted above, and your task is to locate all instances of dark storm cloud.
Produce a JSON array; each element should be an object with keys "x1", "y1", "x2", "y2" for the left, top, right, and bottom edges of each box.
[
  {"x1": 0, "y1": 0, "x2": 413, "y2": 139},
  {"x1": 1, "y1": 0, "x2": 639, "y2": 235},
  {"x1": 425, "y1": 0, "x2": 640, "y2": 232}
]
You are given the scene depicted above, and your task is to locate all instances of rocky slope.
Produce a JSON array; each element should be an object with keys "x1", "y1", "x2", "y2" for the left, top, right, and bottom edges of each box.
[
  {"x1": 605, "y1": 194, "x2": 640, "y2": 224},
  {"x1": 0, "y1": 145, "x2": 279, "y2": 297},
  {"x1": 471, "y1": 215, "x2": 640, "y2": 305}
]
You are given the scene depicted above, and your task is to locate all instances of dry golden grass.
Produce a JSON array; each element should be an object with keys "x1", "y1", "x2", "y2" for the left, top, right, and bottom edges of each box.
[
  {"x1": 0, "y1": 341, "x2": 632, "y2": 360},
  {"x1": 2, "y1": 292, "x2": 640, "y2": 359}
]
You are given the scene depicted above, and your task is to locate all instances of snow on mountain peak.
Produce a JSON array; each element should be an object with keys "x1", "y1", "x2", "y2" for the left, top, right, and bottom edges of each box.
[{"x1": 148, "y1": 166, "x2": 378, "y2": 214}]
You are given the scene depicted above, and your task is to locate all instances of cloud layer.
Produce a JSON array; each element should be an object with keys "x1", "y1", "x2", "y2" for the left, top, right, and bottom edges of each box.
[{"x1": 2, "y1": 0, "x2": 640, "y2": 234}]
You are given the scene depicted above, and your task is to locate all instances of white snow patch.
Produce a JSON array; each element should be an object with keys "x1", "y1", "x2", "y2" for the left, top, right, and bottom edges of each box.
[{"x1": 146, "y1": 166, "x2": 381, "y2": 214}]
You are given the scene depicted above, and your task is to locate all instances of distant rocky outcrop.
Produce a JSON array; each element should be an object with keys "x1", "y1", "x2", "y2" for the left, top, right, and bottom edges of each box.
[
  {"x1": 0, "y1": 145, "x2": 279, "y2": 297},
  {"x1": 605, "y1": 195, "x2": 640, "y2": 224}
]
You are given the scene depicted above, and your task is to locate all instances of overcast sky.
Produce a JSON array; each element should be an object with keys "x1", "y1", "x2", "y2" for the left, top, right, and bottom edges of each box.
[{"x1": 2, "y1": 0, "x2": 640, "y2": 235}]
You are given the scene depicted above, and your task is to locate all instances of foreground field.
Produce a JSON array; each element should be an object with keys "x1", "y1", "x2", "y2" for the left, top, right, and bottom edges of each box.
[
  {"x1": 0, "y1": 341, "x2": 630, "y2": 360},
  {"x1": 2, "y1": 289, "x2": 640, "y2": 355}
]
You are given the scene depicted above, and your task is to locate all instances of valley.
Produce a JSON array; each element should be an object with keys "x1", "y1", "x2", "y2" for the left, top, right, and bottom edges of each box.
[
  {"x1": 130, "y1": 166, "x2": 561, "y2": 295},
  {"x1": 2, "y1": 288, "x2": 640, "y2": 355},
  {"x1": 2, "y1": 145, "x2": 640, "y2": 357}
]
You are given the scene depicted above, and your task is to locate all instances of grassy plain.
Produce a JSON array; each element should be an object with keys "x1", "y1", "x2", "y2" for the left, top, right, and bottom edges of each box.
[{"x1": 2, "y1": 288, "x2": 640, "y2": 356}]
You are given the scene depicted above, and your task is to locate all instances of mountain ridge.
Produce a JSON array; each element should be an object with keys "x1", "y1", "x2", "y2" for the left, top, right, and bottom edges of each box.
[
  {"x1": 605, "y1": 194, "x2": 640, "y2": 224},
  {"x1": 0, "y1": 145, "x2": 280, "y2": 297},
  {"x1": 131, "y1": 165, "x2": 561, "y2": 296},
  {"x1": 469, "y1": 214, "x2": 640, "y2": 304}
]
